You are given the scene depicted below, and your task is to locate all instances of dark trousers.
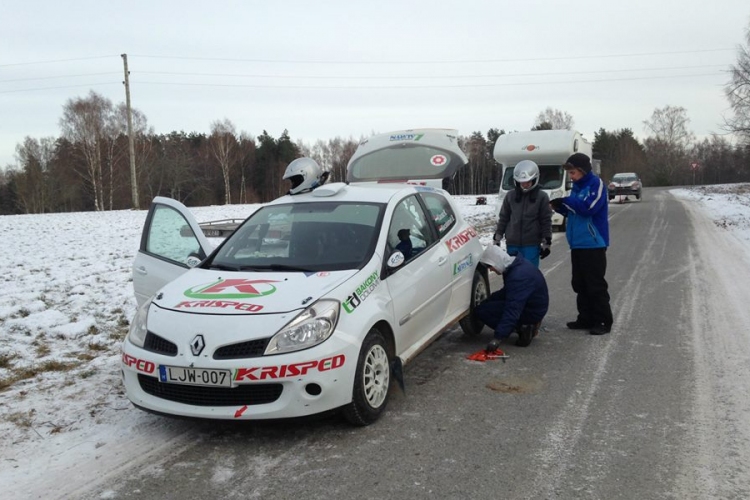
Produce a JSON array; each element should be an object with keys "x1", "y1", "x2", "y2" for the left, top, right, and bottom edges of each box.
[
  {"x1": 571, "y1": 248, "x2": 613, "y2": 327},
  {"x1": 474, "y1": 291, "x2": 544, "y2": 338}
]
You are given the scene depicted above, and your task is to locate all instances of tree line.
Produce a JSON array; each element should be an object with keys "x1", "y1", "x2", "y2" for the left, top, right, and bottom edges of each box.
[{"x1": 2, "y1": 97, "x2": 749, "y2": 216}]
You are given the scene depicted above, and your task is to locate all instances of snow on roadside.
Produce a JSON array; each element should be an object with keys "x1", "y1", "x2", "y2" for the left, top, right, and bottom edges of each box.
[{"x1": 0, "y1": 195, "x2": 497, "y2": 450}]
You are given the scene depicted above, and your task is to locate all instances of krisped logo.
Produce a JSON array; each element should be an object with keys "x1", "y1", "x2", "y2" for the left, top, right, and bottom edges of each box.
[
  {"x1": 184, "y1": 278, "x2": 280, "y2": 299},
  {"x1": 343, "y1": 271, "x2": 380, "y2": 313},
  {"x1": 453, "y1": 254, "x2": 473, "y2": 275},
  {"x1": 389, "y1": 133, "x2": 424, "y2": 142}
]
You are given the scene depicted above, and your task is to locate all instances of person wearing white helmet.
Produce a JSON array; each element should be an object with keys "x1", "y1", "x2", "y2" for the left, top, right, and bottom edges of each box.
[
  {"x1": 475, "y1": 245, "x2": 549, "y2": 350},
  {"x1": 283, "y1": 157, "x2": 330, "y2": 195},
  {"x1": 493, "y1": 159, "x2": 553, "y2": 267}
]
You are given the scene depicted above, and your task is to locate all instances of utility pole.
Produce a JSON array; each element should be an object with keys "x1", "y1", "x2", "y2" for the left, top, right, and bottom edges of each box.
[{"x1": 121, "y1": 53, "x2": 139, "y2": 209}]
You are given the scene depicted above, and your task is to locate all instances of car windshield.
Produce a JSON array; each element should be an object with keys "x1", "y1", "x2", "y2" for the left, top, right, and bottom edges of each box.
[
  {"x1": 613, "y1": 175, "x2": 637, "y2": 183},
  {"x1": 207, "y1": 201, "x2": 384, "y2": 272},
  {"x1": 501, "y1": 164, "x2": 564, "y2": 191}
]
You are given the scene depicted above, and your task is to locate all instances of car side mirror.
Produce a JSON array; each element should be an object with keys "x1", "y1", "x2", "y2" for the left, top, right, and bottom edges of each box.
[
  {"x1": 386, "y1": 251, "x2": 405, "y2": 269},
  {"x1": 186, "y1": 251, "x2": 203, "y2": 268}
]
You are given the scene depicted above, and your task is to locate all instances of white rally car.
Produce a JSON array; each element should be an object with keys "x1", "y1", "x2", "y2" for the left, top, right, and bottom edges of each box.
[{"x1": 122, "y1": 129, "x2": 489, "y2": 425}]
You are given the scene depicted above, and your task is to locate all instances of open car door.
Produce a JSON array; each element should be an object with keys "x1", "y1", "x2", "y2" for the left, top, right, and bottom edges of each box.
[{"x1": 132, "y1": 197, "x2": 212, "y2": 306}]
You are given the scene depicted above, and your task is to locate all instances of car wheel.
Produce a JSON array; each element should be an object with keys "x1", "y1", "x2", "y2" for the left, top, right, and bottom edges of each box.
[
  {"x1": 342, "y1": 328, "x2": 391, "y2": 426},
  {"x1": 459, "y1": 270, "x2": 490, "y2": 336},
  {"x1": 636, "y1": 192, "x2": 642, "y2": 200}
]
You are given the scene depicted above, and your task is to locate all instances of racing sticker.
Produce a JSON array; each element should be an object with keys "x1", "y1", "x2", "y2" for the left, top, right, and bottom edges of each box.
[
  {"x1": 430, "y1": 154, "x2": 447, "y2": 166},
  {"x1": 122, "y1": 353, "x2": 156, "y2": 374},
  {"x1": 446, "y1": 227, "x2": 478, "y2": 253},
  {"x1": 183, "y1": 278, "x2": 279, "y2": 299},
  {"x1": 389, "y1": 133, "x2": 424, "y2": 142},
  {"x1": 343, "y1": 270, "x2": 380, "y2": 314},
  {"x1": 234, "y1": 354, "x2": 346, "y2": 381},
  {"x1": 174, "y1": 300, "x2": 264, "y2": 311},
  {"x1": 453, "y1": 253, "x2": 473, "y2": 275}
]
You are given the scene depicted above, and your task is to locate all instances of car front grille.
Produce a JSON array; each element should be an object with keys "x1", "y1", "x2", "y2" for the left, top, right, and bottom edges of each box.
[
  {"x1": 213, "y1": 338, "x2": 270, "y2": 359},
  {"x1": 138, "y1": 375, "x2": 283, "y2": 406},
  {"x1": 144, "y1": 331, "x2": 178, "y2": 356}
]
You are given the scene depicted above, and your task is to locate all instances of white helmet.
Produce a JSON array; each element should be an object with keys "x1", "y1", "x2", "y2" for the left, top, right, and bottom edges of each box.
[
  {"x1": 283, "y1": 157, "x2": 329, "y2": 195},
  {"x1": 513, "y1": 160, "x2": 540, "y2": 192}
]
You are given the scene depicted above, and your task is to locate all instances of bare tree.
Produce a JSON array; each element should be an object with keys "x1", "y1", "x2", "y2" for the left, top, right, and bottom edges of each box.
[
  {"x1": 59, "y1": 91, "x2": 114, "y2": 211},
  {"x1": 533, "y1": 108, "x2": 575, "y2": 130},
  {"x1": 209, "y1": 119, "x2": 237, "y2": 204},
  {"x1": 642, "y1": 105, "x2": 695, "y2": 185},
  {"x1": 14, "y1": 136, "x2": 55, "y2": 213},
  {"x1": 643, "y1": 105, "x2": 695, "y2": 149},
  {"x1": 724, "y1": 22, "x2": 750, "y2": 142}
]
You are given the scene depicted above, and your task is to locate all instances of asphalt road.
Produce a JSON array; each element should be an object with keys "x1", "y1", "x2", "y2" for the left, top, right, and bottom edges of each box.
[{"x1": 81, "y1": 187, "x2": 750, "y2": 500}]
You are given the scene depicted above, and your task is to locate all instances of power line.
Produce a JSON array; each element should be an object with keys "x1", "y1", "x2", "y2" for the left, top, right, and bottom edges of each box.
[
  {"x1": 0, "y1": 82, "x2": 120, "y2": 94},
  {"x1": 0, "y1": 55, "x2": 118, "y2": 68},
  {"x1": 0, "y1": 72, "x2": 724, "y2": 94},
  {"x1": 127, "y1": 71, "x2": 725, "y2": 90},
  {"x1": 129, "y1": 48, "x2": 735, "y2": 65},
  {"x1": 0, "y1": 72, "x2": 121, "y2": 83},
  {"x1": 134, "y1": 64, "x2": 728, "y2": 80}
]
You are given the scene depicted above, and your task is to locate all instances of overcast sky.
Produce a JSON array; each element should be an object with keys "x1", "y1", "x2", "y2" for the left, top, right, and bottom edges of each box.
[{"x1": 1, "y1": 0, "x2": 749, "y2": 168}]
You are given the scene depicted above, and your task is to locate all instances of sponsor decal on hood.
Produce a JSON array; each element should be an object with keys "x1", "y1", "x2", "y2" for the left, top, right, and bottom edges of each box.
[{"x1": 154, "y1": 269, "x2": 359, "y2": 315}]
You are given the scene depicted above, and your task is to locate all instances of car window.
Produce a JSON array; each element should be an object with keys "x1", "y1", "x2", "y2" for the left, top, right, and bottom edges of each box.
[
  {"x1": 146, "y1": 204, "x2": 204, "y2": 265},
  {"x1": 419, "y1": 192, "x2": 457, "y2": 238},
  {"x1": 387, "y1": 195, "x2": 435, "y2": 264},
  {"x1": 210, "y1": 202, "x2": 383, "y2": 271}
]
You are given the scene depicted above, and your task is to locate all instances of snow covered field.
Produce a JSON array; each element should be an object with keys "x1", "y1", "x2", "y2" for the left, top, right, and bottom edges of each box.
[{"x1": 1, "y1": 186, "x2": 749, "y2": 496}]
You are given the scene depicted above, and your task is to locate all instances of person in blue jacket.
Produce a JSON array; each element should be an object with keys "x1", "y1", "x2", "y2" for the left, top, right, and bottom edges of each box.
[
  {"x1": 550, "y1": 152, "x2": 614, "y2": 335},
  {"x1": 476, "y1": 245, "x2": 549, "y2": 349}
]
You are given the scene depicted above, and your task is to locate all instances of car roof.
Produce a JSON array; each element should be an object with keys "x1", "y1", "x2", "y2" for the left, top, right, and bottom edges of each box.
[{"x1": 265, "y1": 182, "x2": 451, "y2": 206}]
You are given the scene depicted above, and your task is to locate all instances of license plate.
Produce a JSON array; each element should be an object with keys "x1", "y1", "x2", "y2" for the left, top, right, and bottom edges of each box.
[{"x1": 158, "y1": 365, "x2": 232, "y2": 387}]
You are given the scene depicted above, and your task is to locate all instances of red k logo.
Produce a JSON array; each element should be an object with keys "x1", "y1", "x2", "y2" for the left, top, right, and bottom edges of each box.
[{"x1": 184, "y1": 279, "x2": 279, "y2": 299}]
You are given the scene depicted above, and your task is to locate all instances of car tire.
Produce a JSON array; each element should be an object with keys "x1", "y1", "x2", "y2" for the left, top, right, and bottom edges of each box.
[
  {"x1": 636, "y1": 192, "x2": 642, "y2": 200},
  {"x1": 459, "y1": 270, "x2": 490, "y2": 336},
  {"x1": 342, "y1": 328, "x2": 391, "y2": 426}
]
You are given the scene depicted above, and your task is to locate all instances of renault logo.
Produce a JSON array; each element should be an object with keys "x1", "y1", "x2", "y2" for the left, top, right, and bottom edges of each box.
[{"x1": 190, "y1": 335, "x2": 205, "y2": 356}]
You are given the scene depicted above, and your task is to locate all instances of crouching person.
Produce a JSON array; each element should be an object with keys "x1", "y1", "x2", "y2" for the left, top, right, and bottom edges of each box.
[{"x1": 475, "y1": 245, "x2": 550, "y2": 349}]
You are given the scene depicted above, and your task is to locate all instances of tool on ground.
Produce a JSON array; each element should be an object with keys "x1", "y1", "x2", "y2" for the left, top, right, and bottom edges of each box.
[{"x1": 467, "y1": 348, "x2": 509, "y2": 362}]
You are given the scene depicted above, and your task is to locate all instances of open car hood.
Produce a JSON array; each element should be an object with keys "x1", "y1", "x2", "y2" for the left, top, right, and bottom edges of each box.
[{"x1": 152, "y1": 267, "x2": 358, "y2": 315}]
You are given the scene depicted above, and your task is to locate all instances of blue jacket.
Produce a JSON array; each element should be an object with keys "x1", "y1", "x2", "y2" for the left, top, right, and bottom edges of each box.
[
  {"x1": 555, "y1": 172, "x2": 609, "y2": 248},
  {"x1": 479, "y1": 254, "x2": 549, "y2": 339}
]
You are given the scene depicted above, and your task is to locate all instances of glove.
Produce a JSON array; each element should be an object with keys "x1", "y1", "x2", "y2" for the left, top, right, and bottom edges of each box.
[
  {"x1": 540, "y1": 238, "x2": 551, "y2": 260},
  {"x1": 549, "y1": 198, "x2": 563, "y2": 211},
  {"x1": 486, "y1": 338, "x2": 501, "y2": 352},
  {"x1": 492, "y1": 233, "x2": 502, "y2": 246}
]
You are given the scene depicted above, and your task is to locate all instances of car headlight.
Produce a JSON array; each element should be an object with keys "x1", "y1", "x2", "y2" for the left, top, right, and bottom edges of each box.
[
  {"x1": 549, "y1": 189, "x2": 563, "y2": 200},
  {"x1": 265, "y1": 299, "x2": 339, "y2": 355},
  {"x1": 128, "y1": 298, "x2": 152, "y2": 347}
]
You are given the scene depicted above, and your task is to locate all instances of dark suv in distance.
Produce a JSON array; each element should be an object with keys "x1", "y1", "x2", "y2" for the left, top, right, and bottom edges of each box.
[{"x1": 608, "y1": 173, "x2": 642, "y2": 200}]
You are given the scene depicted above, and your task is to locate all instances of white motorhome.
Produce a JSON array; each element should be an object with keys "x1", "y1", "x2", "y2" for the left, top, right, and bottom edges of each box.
[{"x1": 493, "y1": 129, "x2": 593, "y2": 231}]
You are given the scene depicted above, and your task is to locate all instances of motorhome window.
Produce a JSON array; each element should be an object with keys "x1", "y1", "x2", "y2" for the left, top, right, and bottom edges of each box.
[{"x1": 349, "y1": 145, "x2": 453, "y2": 181}]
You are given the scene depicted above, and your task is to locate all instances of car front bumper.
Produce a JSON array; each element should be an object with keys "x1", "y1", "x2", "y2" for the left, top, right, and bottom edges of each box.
[
  {"x1": 609, "y1": 187, "x2": 640, "y2": 196},
  {"x1": 121, "y1": 332, "x2": 360, "y2": 420}
]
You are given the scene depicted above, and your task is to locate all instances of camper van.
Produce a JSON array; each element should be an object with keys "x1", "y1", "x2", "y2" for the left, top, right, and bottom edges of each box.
[{"x1": 493, "y1": 129, "x2": 593, "y2": 231}]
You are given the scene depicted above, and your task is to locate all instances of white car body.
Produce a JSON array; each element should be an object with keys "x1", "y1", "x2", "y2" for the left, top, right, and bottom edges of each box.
[{"x1": 122, "y1": 129, "x2": 488, "y2": 425}]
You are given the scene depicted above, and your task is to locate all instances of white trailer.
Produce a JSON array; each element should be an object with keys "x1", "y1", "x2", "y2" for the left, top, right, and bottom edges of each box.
[{"x1": 493, "y1": 129, "x2": 593, "y2": 231}]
